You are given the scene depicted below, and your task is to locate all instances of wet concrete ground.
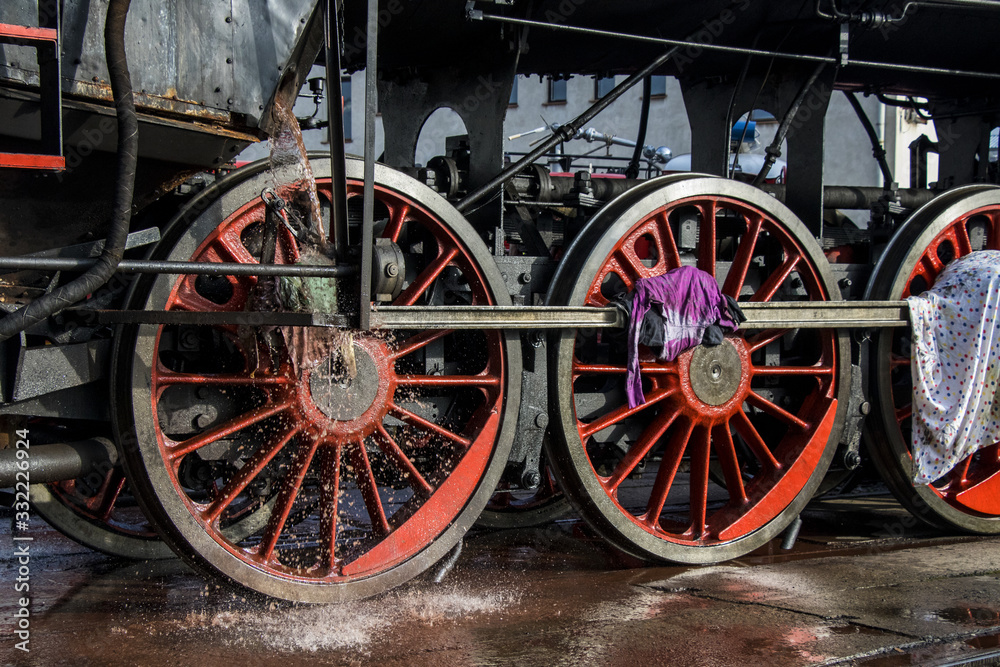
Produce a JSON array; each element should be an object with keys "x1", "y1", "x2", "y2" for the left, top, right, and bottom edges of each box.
[{"x1": 3, "y1": 492, "x2": 1000, "y2": 667}]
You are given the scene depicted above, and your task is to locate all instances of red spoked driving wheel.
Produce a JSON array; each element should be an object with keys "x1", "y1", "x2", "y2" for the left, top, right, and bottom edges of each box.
[
  {"x1": 115, "y1": 157, "x2": 519, "y2": 602},
  {"x1": 547, "y1": 176, "x2": 849, "y2": 563},
  {"x1": 865, "y1": 185, "x2": 1000, "y2": 533},
  {"x1": 31, "y1": 465, "x2": 172, "y2": 559}
]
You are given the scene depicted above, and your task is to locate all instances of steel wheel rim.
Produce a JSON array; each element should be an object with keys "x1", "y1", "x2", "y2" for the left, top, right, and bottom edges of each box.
[
  {"x1": 549, "y1": 176, "x2": 848, "y2": 563},
  {"x1": 478, "y1": 463, "x2": 572, "y2": 529},
  {"x1": 115, "y1": 158, "x2": 518, "y2": 601},
  {"x1": 865, "y1": 186, "x2": 1000, "y2": 532},
  {"x1": 30, "y1": 478, "x2": 173, "y2": 559}
]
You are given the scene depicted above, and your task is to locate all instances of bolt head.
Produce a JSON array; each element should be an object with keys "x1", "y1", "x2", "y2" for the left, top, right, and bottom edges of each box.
[
  {"x1": 521, "y1": 470, "x2": 541, "y2": 489},
  {"x1": 534, "y1": 412, "x2": 549, "y2": 428}
]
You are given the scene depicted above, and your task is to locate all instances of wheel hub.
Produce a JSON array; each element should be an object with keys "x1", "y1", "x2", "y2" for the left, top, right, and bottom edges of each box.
[
  {"x1": 308, "y1": 344, "x2": 379, "y2": 420},
  {"x1": 687, "y1": 340, "x2": 743, "y2": 406}
]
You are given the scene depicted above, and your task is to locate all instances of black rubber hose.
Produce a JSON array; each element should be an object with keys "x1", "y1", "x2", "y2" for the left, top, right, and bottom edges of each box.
[
  {"x1": 0, "y1": 0, "x2": 136, "y2": 342},
  {"x1": 625, "y1": 76, "x2": 652, "y2": 179},
  {"x1": 751, "y1": 61, "x2": 827, "y2": 188},
  {"x1": 845, "y1": 91, "x2": 894, "y2": 189}
]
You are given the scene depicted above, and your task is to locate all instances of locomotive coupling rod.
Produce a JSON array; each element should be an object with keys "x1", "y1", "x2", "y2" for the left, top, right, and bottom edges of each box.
[
  {"x1": 0, "y1": 438, "x2": 117, "y2": 487},
  {"x1": 370, "y1": 302, "x2": 910, "y2": 330},
  {"x1": 0, "y1": 257, "x2": 357, "y2": 278},
  {"x1": 83, "y1": 302, "x2": 909, "y2": 330}
]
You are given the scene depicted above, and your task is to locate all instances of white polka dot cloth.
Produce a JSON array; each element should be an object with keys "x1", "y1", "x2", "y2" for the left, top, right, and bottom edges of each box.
[{"x1": 907, "y1": 250, "x2": 1000, "y2": 485}]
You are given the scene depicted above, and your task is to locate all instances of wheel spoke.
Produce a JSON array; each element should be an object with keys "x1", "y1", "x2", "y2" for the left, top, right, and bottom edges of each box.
[
  {"x1": 318, "y1": 444, "x2": 342, "y2": 571},
  {"x1": 203, "y1": 425, "x2": 302, "y2": 523},
  {"x1": 747, "y1": 329, "x2": 787, "y2": 353},
  {"x1": 397, "y1": 374, "x2": 500, "y2": 389},
  {"x1": 95, "y1": 468, "x2": 127, "y2": 522},
  {"x1": 393, "y1": 246, "x2": 459, "y2": 306},
  {"x1": 722, "y1": 215, "x2": 764, "y2": 298},
  {"x1": 654, "y1": 211, "x2": 682, "y2": 268},
  {"x1": 574, "y1": 360, "x2": 678, "y2": 377},
  {"x1": 750, "y1": 254, "x2": 800, "y2": 302},
  {"x1": 614, "y1": 246, "x2": 652, "y2": 281},
  {"x1": 712, "y1": 423, "x2": 747, "y2": 505},
  {"x1": 752, "y1": 365, "x2": 834, "y2": 378},
  {"x1": 954, "y1": 221, "x2": 973, "y2": 255},
  {"x1": 215, "y1": 226, "x2": 260, "y2": 265},
  {"x1": 156, "y1": 370, "x2": 292, "y2": 387},
  {"x1": 746, "y1": 391, "x2": 810, "y2": 430},
  {"x1": 382, "y1": 203, "x2": 410, "y2": 242},
  {"x1": 375, "y1": 424, "x2": 433, "y2": 497},
  {"x1": 942, "y1": 455, "x2": 974, "y2": 494},
  {"x1": 350, "y1": 439, "x2": 391, "y2": 536},
  {"x1": 391, "y1": 329, "x2": 453, "y2": 360},
  {"x1": 890, "y1": 354, "x2": 910, "y2": 370},
  {"x1": 732, "y1": 409, "x2": 781, "y2": 471},
  {"x1": 166, "y1": 400, "x2": 292, "y2": 461},
  {"x1": 644, "y1": 418, "x2": 695, "y2": 527},
  {"x1": 257, "y1": 437, "x2": 321, "y2": 562},
  {"x1": 605, "y1": 406, "x2": 680, "y2": 492},
  {"x1": 688, "y1": 426, "x2": 711, "y2": 538},
  {"x1": 389, "y1": 404, "x2": 472, "y2": 447},
  {"x1": 580, "y1": 387, "x2": 675, "y2": 439}
]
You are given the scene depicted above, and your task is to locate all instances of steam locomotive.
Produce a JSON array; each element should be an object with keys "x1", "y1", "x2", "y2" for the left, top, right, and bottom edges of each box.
[{"x1": 1, "y1": 0, "x2": 999, "y2": 603}]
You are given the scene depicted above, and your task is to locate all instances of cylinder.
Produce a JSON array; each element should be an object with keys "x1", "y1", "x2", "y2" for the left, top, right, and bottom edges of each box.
[{"x1": 0, "y1": 438, "x2": 118, "y2": 487}]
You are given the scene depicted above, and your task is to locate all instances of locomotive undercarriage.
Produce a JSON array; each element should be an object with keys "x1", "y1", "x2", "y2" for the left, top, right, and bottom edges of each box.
[{"x1": 3, "y1": 0, "x2": 1000, "y2": 603}]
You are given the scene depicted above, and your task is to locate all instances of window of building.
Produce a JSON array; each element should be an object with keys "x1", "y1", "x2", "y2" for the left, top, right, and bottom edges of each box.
[
  {"x1": 594, "y1": 75, "x2": 616, "y2": 99},
  {"x1": 649, "y1": 75, "x2": 667, "y2": 98},
  {"x1": 509, "y1": 76, "x2": 518, "y2": 107},
  {"x1": 341, "y1": 76, "x2": 352, "y2": 141},
  {"x1": 547, "y1": 77, "x2": 567, "y2": 104}
]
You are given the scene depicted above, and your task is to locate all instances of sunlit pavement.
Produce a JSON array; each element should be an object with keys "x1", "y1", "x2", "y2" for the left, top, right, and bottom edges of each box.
[{"x1": 3, "y1": 491, "x2": 1000, "y2": 667}]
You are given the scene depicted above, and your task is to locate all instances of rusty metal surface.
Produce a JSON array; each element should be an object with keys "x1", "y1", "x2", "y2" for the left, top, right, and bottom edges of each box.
[{"x1": 0, "y1": 0, "x2": 319, "y2": 128}]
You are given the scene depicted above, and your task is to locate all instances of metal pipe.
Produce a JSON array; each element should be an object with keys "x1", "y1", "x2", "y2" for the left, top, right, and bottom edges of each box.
[
  {"x1": 510, "y1": 174, "x2": 939, "y2": 209},
  {"x1": 758, "y1": 184, "x2": 940, "y2": 209},
  {"x1": 475, "y1": 13, "x2": 1000, "y2": 81},
  {"x1": 0, "y1": 438, "x2": 117, "y2": 487},
  {"x1": 324, "y1": 0, "x2": 350, "y2": 260},
  {"x1": 844, "y1": 91, "x2": 894, "y2": 190},
  {"x1": 752, "y1": 61, "x2": 828, "y2": 187},
  {"x1": 0, "y1": 257, "x2": 357, "y2": 277},
  {"x1": 626, "y1": 76, "x2": 652, "y2": 179},
  {"x1": 0, "y1": 0, "x2": 137, "y2": 342},
  {"x1": 359, "y1": 0, "x2": 378, "y2": 330},
  {"x1": 457, "y1": 46, "x2": 681, "y2": 213}
]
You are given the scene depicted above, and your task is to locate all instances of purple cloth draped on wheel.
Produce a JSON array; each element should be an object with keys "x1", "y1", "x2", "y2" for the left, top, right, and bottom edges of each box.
[{"x1": 627, "y1": 267, "x2": 740, "y2": 408}]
